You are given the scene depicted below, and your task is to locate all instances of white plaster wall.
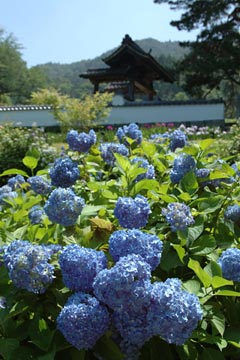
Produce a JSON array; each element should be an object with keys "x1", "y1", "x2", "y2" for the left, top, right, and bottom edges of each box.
[{"x1": 0, "y1": 110, "x2": 58, "y2": 127}]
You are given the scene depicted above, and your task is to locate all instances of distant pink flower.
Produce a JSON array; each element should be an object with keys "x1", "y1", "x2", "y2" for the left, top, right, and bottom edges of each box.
[
  {"x1": 106, "y1": 125, "x2": 113, "y2": 131},
  {"x1": 167, "y1": 122, "x2": 175, "y2": 127}
]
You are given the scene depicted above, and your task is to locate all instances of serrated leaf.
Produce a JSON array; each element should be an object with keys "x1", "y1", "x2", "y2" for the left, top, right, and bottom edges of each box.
[
  {"x1": 210, "y1": 313, "x2": 225, "y2": 336},
  {"x1": 198, "y1": 138, "x2": 215, "y2": 150},
  {"x1": 141, "y1": 140, "x2": 156, "y2": 157},
  {"x1": 0, "y1": 339, "x2": 19, "y2": 360},
  {"x1": 114, "y1": 153, "x2": 130, "y2": 174},
  {"x1": 215, "y1": 290, "x2": 240, "y2": 297},
  {"x1": 131, "y1": 179, "x2": 160, "y2": 195}
]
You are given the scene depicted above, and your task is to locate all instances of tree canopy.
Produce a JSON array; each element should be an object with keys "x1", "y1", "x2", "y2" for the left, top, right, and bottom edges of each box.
[
  {"x1": 154, "y1": 1, "x2": 240, "y2": 98},
  {"x1": 0, "y1": 28, "x2": 46, "y2": 104}
]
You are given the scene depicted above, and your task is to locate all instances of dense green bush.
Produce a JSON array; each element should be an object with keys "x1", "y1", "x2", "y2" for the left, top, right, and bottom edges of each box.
[
  {"x1": 0, "y1": 124, "x2": 240, "y2": 359},
  {"x1": 0, "y1": 123, "x2": 58, "y2": 184}
]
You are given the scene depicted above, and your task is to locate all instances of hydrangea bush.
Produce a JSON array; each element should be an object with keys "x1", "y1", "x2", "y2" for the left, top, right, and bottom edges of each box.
[{"x1": 0, "y1": 124, "x2": 240, "y2": 360}]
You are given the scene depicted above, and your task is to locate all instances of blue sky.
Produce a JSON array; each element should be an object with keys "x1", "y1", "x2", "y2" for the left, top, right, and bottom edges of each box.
[{"x1": 1, "y1": 0, "x2": 198, "y2": 67}]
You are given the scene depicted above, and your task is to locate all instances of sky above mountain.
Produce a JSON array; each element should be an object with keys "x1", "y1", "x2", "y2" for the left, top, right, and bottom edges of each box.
[{"x1": 1, "y1": 0, "x2": 198, "y2": 67}]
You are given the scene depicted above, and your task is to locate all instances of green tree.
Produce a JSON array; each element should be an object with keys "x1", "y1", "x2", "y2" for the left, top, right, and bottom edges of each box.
[
  {"x1": 0, "y1": 28, "x2": 29, "y2": 101},
  {"x1": 30, "y1": 88, "x2": 113, "y2": 131},
  {"x1": 154, "y1": 1, "x2": 240, "y2": 99}
]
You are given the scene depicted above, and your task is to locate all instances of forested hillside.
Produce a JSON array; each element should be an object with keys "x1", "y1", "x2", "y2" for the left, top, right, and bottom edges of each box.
[{"x1": 35, "y1": 39, "x2": 188, "y2": 100}]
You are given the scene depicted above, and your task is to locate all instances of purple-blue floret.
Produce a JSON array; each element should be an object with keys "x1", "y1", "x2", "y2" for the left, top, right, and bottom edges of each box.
[
  {"x1": 114, "y1": 195, "x2": 151, "y2": 229},
  {"x1": 28, "y1": 176, "x2": 52, "y2": 195},
  {"x1": 162, "y1": 202, "x2": 195, "y2": 232},
  {"x1": 99, "y1": 142, "x2": 129, "y2": 166},
  {"x1": 44, "y1": 188, "x2": 85, "y2": 226},
  {"x1": 49, "y1": 157, "x2": 80, "y2": 188},
  {"x1": 66, "y1": 129, "x2": 96, "y2": 153},
  {"x1": 170, "y1": 154, "x2": 196, "y2": 184},
  {"x1": 59, "y1": 244, "x2": 107, "y2": 292},
  {"x1": 218, "y1": 248, "x2": 240, "y2": 282},
  {"x1": 109, "y1": 229, "x2": 162, "y2": 270},
  {"x1": 57, "y1": 292, "x2": 110, "y2": 350}
]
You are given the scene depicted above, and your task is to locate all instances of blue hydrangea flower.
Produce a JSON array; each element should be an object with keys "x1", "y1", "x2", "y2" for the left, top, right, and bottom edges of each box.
[
  {"x1": 170, "y1": 154, "x2": 196, "y2": 184},
  {"x1": 0, "y1": 296, "x2": 6, "y2": 309},
  {"x1": 99, "y1": 142, "x2": 129, "y2": 166},
  {"x1": 224, "y1": 205, "x2": 240, "y2": 223},
  {"x1": 162, "y1": 202, "x2": 195, "y2": 232},
  {"x1": 113, "y1": 307, "x2": 153, "y2": 350},
  {"x1": 93, "y1": 254, "x2": 151, "y2": 311},
  {"x1": 218, "y1": 248, "x2": 240, "y2": 282},
  {"x1": 66, "y1": 129, "x2": 97, "y2": 153},
  {"x1": 114, "y1": 195, "x2": 151, "y2": 229},
  {"x1": 147, "y1": 278, "x2": 203, "y2": 345},
  {"x1": 231, "y1": 163, "x2": 240, "y2": 176},
  {"x1": 28, "y1": 176, "x2": 52, "y2": 195},
  {"x1": 7, "y1": 175, "x2": 25, "y2": 189},
  {"x1": 196, "y1": 168, "x2": 211, "y2": 179},
  {"x1": 169, "y1": 129, "x2": 188, "y2": 152},
  {"x1": 3, "y1": 240, "x2": 55, "y2": 294},
  {"x1": 116, "y1": 123, "x2": 142, "y2": 145},
  {"x1": 57, "y1": 292, "x2": 110, "y2": 350},
  {"x1": 44, "y1": 188, "x2": 85, "y2": 226},
  {"x1": 49, "y1": 157, "x2": 80, "y2": 188},
  {"x1": 109, "y1": 229, "x2": 162, "y2": 270},
  {"x1": 29, "y1": 205, "x2": 44, "y2": 224},
  {"x1": 59, "y1": 244, "x2": 107, "y2": 292},
  {"x1": 131, "y1": 157, "x2": 155, "y2": 182},
  {"x1": 0, "y1": 185, "x2": 17, "y2": 205},
  {"x1": 150, "y1": 132, "x2": 169, "y2": 144}
]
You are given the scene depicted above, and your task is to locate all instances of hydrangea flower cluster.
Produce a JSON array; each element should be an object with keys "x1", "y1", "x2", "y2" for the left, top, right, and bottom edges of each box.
[
  {"x1": 224, "y1": 204, "x2": 240, "y2": 223},
  {"x1": 109, "y1": 229, "x2": 163, "y2": 270},
  {"x1": 93, "y1": 255, "x2": 202, "y2": 355},
  {"x1": 162, "y1": 202, "x2": 195, "y2": 232},
  {"x1": 0, "y1": 185, "x2": 17, "y2": 205},
  {"x1": 57, "y1": 292, "x2": 110, "y2": 350},
  {"x1": 147, "y1": 278, "x2": 203, "y2": 345},
  {"x1": 7, "y1": 175, "x2": 25, "y2": 189},
  {"x1": 99, "y1": 142, "x2": 129, "y2": 166},
  {"x1": 150, "y1": 132, "x2": 169, "y2": 144},
  {"x1": 116, "y1": 123, "x2": 142, "y2": 145},
  {"x1": 93, "y1": 254, "x2": 152, "y2": 311},
  {"x1": 66, "y1": 129, "x2": 96, "y2": 153},
  {"x1": 28, "y1": 205, "x2": 44, "y2": 224},
  {"x1": 3, "y1": 240, "x2": 55, "y2": 294},
  {"x1": 131, "y1": 157, "x2": 155, "y2": 182},
  {"x1": 59, "y1": 244, "x2": 107, "y2": 292},
  {"x1": 170, "y1": 153, "x2": 196, "y2": 184},
  {"x1": 218, "y1": 248, "x2": 240, "y2": 282},
  {"x1": 44, "y1": 188, "x2": 85, "y2": 226},
  {"x1": 27, "y1": 175, "x2": 52, "y2": 195},
  {"x1": 49, "y1": 157, "x2": 80, "y2": 188},
  {"x1": 169, "y1": 129, "x2": 188, "y2": 152},
  {"x1": 114, "y1": 195, "x2": 151, "y2": 229}
]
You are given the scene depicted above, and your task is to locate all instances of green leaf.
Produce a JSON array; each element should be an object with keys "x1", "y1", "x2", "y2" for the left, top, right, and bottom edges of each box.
[
  {"x1": 93, "y1": 336, "x2": 124, "y2": 360},
  {"x1": 182, "y1": 279, "x2": 201, "y2": 295},
  {"x1": 188, "y1": 258, "x2": 212, "y2": 287},
  {"x1": 172, "y1": 244, "x2": 186, "y2": 263},
  {"x1": 12, "y1": 224, "x2": 29, "y2": 239},
  {"x1": 81, "y1": 205, "x2": 105, "y2": 218},
  {"x1": 198, "y1": 195, "x2": 225, "y2": 214},
  {"x1": 29, "y1": 317, "x2": 55, "y2": 352},
  {"x1": 211, "y1": 276, "x2": 233, "y2": 289},
  {"x1": 198, "y1": 138, "x2": 215, "y2": 150},
  {"x1": 0, "y1": 339, "x2": 19, "y2": 360},
  {"x1": 131, "y1": 179, "x2": 160, "y2": 195},
  {"x1": 210, "y1": 313, "x2": 225, "y2": 336},
  {"x1": 180, "y1": 171, "x2": 198, "y2": 194},
  {"x1": 186, "y1": 215, "x2": 204, "y2": 244},
  {"x1": 141, "y1": 140, "x2": 156, "y2": 157},
  {"x1": 190, "y1": 235, "x2": 216, "y2": 255},
  {"x1": 22, "y1": 156, "x2": 39, "y2": 170},
  {"x1": 114, "y1": 153, "x2": 130, "y2": 174},
  {"x1": 224, "y1": 327, "x2": 240, "y2": 348},
  {"x1": 204, "y1": 261, "x2": 222, "y2": 278},
  {"x1": 200, "y1": 348, "x2": 225, "y2": 360},
  {"x1": 215, "y1": 290, "x2": 240, "y2": 297},
  {"x1": 0, "y1": 168, "x2": 28, "y2": 177}
]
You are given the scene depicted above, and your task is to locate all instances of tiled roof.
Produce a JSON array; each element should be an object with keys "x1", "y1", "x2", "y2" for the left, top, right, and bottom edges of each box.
[{"x1": 0, "y1": 105, "x2": 52, "y2": 111}]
